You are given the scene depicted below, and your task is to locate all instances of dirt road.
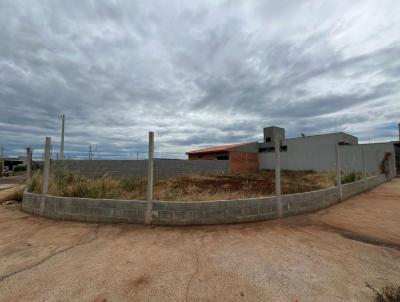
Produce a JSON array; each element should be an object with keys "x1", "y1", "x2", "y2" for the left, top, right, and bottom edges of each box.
[
  {"x1": 0, "y1": 176, "x2": 25, "y2": 186},
  {"x1": 0, "y1": 179, "x2": 399, "y2": 301}
]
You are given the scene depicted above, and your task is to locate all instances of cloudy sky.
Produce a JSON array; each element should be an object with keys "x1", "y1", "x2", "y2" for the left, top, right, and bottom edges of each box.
[{"x1": 1, "y1": 0, "x2": 399, "y2": 159}]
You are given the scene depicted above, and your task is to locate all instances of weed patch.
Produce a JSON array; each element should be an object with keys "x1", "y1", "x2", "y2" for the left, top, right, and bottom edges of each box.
[{"x1": 28, "y1": 170, "x2": 337, "y2": 201}]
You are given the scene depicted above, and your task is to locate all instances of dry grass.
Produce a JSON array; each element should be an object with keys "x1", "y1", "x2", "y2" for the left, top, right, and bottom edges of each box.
[
  {"x1": 28, "y1": 170, "x2": 147, "y2": 200},
  {"x1": 28, "y1": 170, "x2": 337, "y2": 201}
]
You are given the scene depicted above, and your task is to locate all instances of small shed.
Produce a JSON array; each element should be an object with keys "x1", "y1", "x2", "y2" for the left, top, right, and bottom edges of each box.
[{"x1": 186, "y1": 142, "x2": 259, "y2": 174}]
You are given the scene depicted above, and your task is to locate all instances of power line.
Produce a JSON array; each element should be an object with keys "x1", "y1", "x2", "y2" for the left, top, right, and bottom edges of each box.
[{"x1": 0, "y1": 105, "x2": 61, "y2": 118}]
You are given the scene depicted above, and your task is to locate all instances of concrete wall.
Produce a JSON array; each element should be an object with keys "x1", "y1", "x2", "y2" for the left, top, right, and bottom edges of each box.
[
  {"x1": 52, "y1": 159, "x2": 229, "y2": 178},
  {"x1": 260, "y1": 135, "x2": 395, "y2": 175},
  {"x1": 259, "y1": 134, "x2": 340, "y2": 171},
  {"x1": 22, "y1": 174, "x2": 388, "y2": 226},
  {"x1": 22, "y1": 193, "x2": 146, "y2": 224},
  {"x1": 342, "y1": 174, "x2": 386, "y2": 199},
  {"x1": 340, "y1": 143, "x2": 396, "y2": 176}
]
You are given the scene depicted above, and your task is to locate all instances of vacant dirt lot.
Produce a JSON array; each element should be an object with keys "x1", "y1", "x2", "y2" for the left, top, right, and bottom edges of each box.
[
  {"x1": 0, "y1": 179, "x2": 399, "y2": 301},
  {"x1": 28, "y1": 170, "x2": 336, "y2": 201}
]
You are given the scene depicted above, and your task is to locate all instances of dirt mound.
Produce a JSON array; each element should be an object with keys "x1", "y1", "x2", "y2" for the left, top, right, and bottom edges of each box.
[{"x1": 0, "y1": 185, "x2": 25, "y2": 203}]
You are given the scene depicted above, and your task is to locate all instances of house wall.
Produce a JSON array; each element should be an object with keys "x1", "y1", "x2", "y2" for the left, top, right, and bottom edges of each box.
[
  {"x1": 230, "y1": 142, "x2": 259, "y2": 153},
  {"x1": 229, "y1": 152, "x2": 259, "y2": 174},
  {"x1": 188, "y1": 151, "x2": 229, "y2": 160},
  {"x1": 259, "y1": 134, "x2": 341, "y2": 171},
  {"x1": 259, "y1": 134, "x2": 395, "y2": 175},
  {"x1": 395, "y1": 143, "x2": 400, "y2": 175}
]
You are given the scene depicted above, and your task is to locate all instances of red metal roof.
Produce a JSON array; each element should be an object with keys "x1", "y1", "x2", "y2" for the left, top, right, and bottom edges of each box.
[{"x1": 186, "y1": 142, "x2": 250, "y2": 155}]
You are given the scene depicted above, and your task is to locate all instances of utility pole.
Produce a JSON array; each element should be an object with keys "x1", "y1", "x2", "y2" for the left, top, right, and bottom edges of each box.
[
  {"x1": 89, "y1": 145, "x2": 93, "y2": 160},
  {"x1": 42, "y1": 137, "x2": 51, "y2": 195},
  {"x1": 398, "y1": 123, "x2": 400, "y2": 141},
  {"x1": 274, "y1": 132, "x2": 282, "y2": 217},
  {"x1": 137, "y1": 152, "x2": 139, "y2": 160},
  {"x1": 335, "y1": 140, "x2": 342, "y2": 201},
  {"x1": 362, "y1": 146, "x2": 367, "y2": 190},
  {"x1": 0, "y1": 147, "x2": 4, "y2": 177},
  {"x1": 26, "y1": 147, "x2": 32, "y2": 182},
  {"x1": 60, "y1": 113, "x2": 65, "y2": 160}
]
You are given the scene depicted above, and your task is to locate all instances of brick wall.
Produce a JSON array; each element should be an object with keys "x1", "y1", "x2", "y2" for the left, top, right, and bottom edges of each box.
[
  {"x1": 188, "y1": 152, "x2": 229, "y2": 160},
  {"x1": 229, "y1": 152, "x2": 259, "y2": 174}
]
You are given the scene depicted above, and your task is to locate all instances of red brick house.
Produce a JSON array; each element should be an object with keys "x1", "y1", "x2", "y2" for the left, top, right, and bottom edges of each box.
[{"x1": 186, "y1": 142, "x2": 259, "y2": 174}]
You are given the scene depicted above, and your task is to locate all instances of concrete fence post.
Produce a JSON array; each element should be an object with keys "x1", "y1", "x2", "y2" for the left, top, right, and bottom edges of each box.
[
  {"x1": 0, "y1": 147, "x2": 4, "y2": 177},
  {"x1": 60, "y1": 114, "x2": 65, "y2": 160},
  {"x1": 26, "y1": 147, "x2": 32, "y2": 182},
  {"x1": 146, "y1": 132, "x2": 154, "y2": 225},
  {"x1": 274, "y1": 135, "x2": 282, "y2": 217},
  {"x1": 42, "y1": 137, "x2": 51, "y2": 195},
  {"x1": 0, "y1": 161, "x2": 3, "y2": 178},
  {"x1": 390, "y1": 149, "x2": 396, "y2": 179},
  {"x1": 335, "y1": 142, "x2": 342, "y2": 200},
  {"x1": 362, "y1": 146, "x2": 367, "y2": 190}
]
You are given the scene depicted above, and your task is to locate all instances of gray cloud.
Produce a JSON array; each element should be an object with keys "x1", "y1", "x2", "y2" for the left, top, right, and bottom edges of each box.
[{"x1": 0, "y1": 0, "x2": 400, "y2": 159}]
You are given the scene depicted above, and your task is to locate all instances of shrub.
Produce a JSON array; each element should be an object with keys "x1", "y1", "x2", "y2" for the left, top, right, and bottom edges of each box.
[
  {"x1": 31, "y1": 161, "x2": 42, "y2": 171},
  {"x1": 13, "y1": 164, "x2": 26, "y2": 173},
  {"x1": 69, "y1": 178, "x2": 91, "y2": 198},
  {"x1": 28, "y1": 171, "x2": 42, "y2": 193},
  {"x1": 341, "y1": 171, "x2": 363, "y2": 184},
  {"x1": 120, "y1": 178, "x2": 144, "y2": 191}
]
